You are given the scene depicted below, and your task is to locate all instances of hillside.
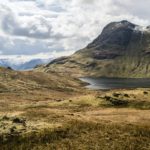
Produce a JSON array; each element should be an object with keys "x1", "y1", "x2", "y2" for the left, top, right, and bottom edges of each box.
[
  {"x1": 40, "y1": 20, "x2": 150, "y2": 78},
  {"x1": 0, "y1": 66, "x2": 150, "y2": 149},
  {"x1": 0, "y1": 67, "x2": 82, "y2": 93}
]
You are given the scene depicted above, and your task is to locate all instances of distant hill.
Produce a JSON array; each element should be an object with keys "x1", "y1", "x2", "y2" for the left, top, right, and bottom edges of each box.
[
  {"x1": 40, "y1": 20, "x2": 150, "y2": 78},
  {"x1": 0, "y1": 58, "x2": 51, "y2": 70}
]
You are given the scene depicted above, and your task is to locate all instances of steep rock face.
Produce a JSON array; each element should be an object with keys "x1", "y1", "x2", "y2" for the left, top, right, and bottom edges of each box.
[{"x1": 41, "y1": 20, "x2": 150, "y2": 78}]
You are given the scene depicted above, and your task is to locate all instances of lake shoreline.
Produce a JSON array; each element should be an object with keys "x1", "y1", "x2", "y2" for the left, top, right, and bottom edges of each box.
[{"x1": 79, "y1": 77, "x2": 150, "y2": 90}]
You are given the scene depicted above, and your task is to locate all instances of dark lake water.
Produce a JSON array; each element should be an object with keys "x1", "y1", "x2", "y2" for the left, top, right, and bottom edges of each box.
[{"x1": 80, "y1": 77, "x2": 150, "y2": 90}]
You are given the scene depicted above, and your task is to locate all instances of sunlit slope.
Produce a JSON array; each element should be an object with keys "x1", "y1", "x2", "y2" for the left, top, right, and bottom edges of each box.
[{"x1": 0, "y1": 67, "x2": 81, "y2": 93}]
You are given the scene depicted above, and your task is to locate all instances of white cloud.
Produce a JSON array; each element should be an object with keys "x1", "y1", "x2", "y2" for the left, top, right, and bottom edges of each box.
[{"x1": 0, "y1": 0, "x2": 150, "y2": 61}]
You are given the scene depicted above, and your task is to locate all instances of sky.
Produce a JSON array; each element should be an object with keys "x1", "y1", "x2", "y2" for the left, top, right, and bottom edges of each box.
[{"x1": 0, "y1": 0, "x2": 150, "y2": 63}]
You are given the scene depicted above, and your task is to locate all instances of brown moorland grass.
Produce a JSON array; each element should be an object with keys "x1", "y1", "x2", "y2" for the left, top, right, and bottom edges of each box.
[
  {"x1": 0, "y1": 120, "x2": 150, "y2": 150},
  {"x1": 0, "y1": 67, "x2": 150, "y2": 150}
]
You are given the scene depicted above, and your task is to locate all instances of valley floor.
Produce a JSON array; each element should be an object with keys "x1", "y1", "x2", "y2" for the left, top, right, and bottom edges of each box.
[{"x1": 0, "y1": 83, "x2": 150, "y2": 150}]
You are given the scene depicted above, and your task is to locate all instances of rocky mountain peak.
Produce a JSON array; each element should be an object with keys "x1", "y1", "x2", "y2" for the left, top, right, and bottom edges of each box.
[
  {"x1": 87, "y1": 20, "x2": 150, "y2": 52},
  {"x1": 104, "y1": 20, "x2": 135, "y2": 31},
  {"x1": 87, "y1": 20, "x2": 137, "y2": 50}
]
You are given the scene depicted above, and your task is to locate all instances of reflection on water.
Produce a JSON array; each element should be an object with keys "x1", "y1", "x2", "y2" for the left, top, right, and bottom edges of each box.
[{"x1": 80, "y1": 77, "x2": 150, "y2": 90}]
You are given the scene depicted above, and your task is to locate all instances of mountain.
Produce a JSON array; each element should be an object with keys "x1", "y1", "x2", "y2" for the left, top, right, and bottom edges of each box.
[
  {"x1": 40, "y1": 20, "x2": 150, "y2": 78},
  {"x1": 14, "y1": 59, "x2": 51, "y2": 70},
  {"x1": 0, "y1": 58, "x2": 51, "y2": 70}
]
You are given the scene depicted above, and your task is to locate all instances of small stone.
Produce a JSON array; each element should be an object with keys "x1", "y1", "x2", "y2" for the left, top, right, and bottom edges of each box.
[
  {"x1": 2, "y1": 116, "x2": 9, "y2": 121},
  {"x1": 113, "y1": 93, "x2": 121, "y2": 97},
  {"x1": 124, "y1": 94, "x2": 129, "y2": 97},
  {"x1": 143, "y1": 91, "x2": 148, "y2": 95},
  {"x1": 12, "y1": 117, "x2": 26, "y2": 126}
]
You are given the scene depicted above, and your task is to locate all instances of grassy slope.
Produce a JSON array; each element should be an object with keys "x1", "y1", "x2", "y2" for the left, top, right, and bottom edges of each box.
[
  {"x1": 0, "y1": 67, "x2": 150, "y2": 149},
  {"x1": 41, "y1": 49, "x2": 150, "y2": 78},
  {"x1": 1, "y1": 121, "x2": 150, "y2": 150},
  {"x1": 0, "y1": 67, "x2": 82, "y2": 92}
]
